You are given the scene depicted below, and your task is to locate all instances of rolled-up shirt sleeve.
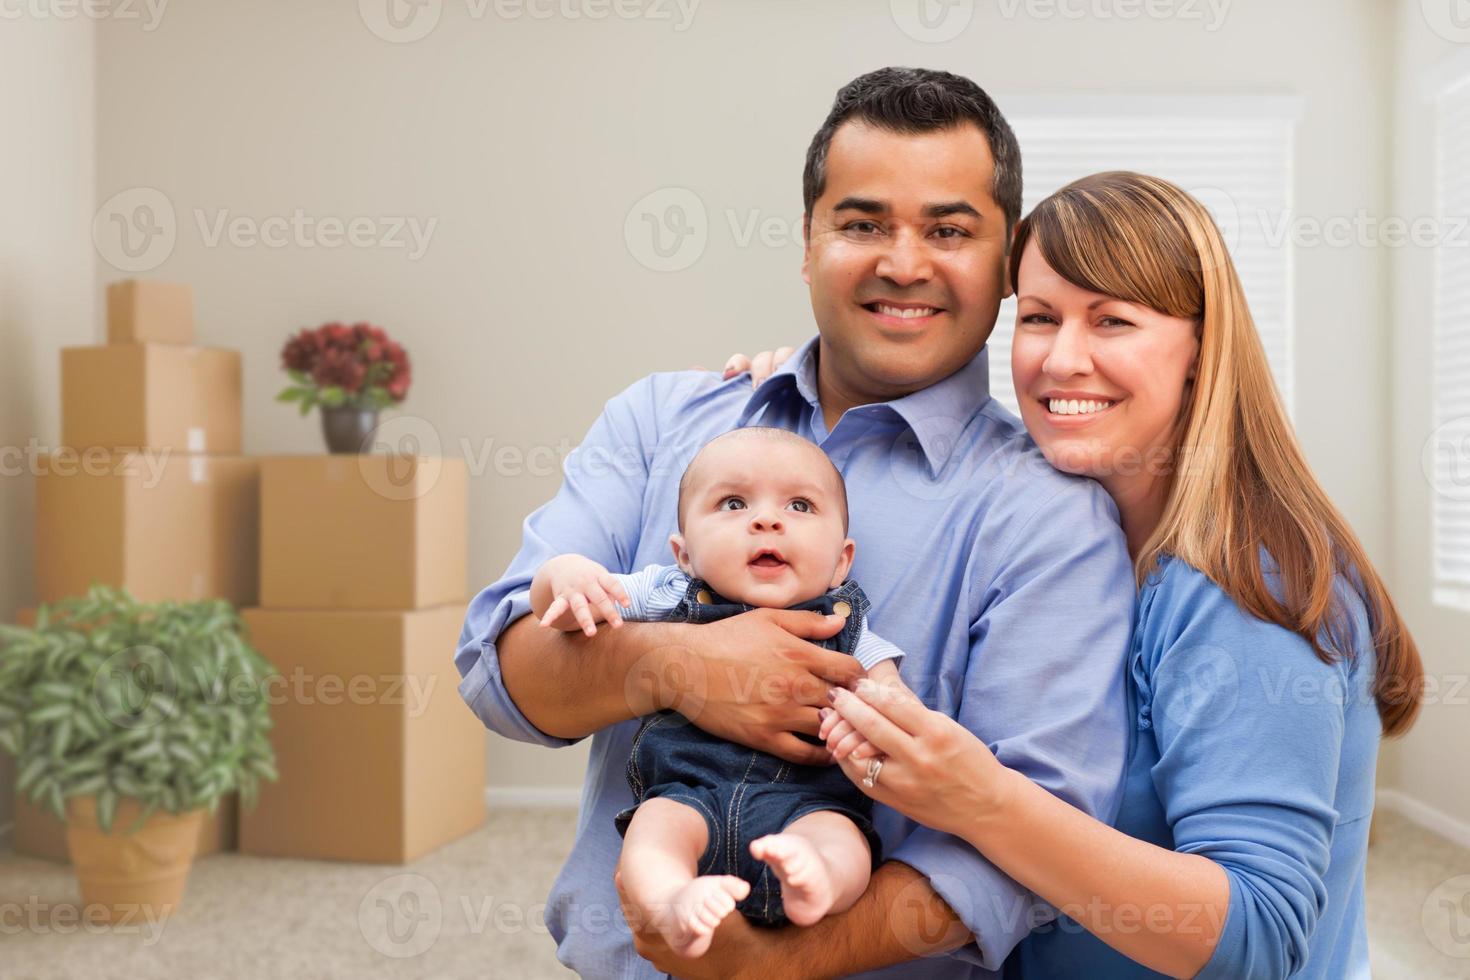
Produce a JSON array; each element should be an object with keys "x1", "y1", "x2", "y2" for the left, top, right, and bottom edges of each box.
[
  {"x1": 454, "y1": 374, "x2": 671, "y2": 746},
  {"x1": 889, "y1": 481, "x2": 1135, "y2": 970},
  {"x1": 1143, "y1": 563, "x2": 1345, "y2": 980}
]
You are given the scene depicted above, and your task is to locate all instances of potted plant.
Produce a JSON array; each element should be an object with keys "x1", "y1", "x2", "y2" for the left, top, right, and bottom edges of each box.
[
  {"x1": 0, "y1": 586, "x2": 278, "y2": 921},
  {"x1": 277, "y1": 321, "x2": 413, "y2": 453}
]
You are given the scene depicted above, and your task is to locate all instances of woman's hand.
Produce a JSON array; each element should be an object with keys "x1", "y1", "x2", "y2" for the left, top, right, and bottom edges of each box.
[
  {"x1": 722, "y1": 346, "x2": 797, "y2": 387},
  {"x1": 819, "y1": 675, "x2": 1014, "y2": 840}
]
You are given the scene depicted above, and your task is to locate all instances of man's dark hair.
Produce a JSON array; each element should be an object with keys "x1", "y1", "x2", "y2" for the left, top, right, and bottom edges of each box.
[{"x1": 802, "y1": 67, "x2": 1023, "y2": 237}]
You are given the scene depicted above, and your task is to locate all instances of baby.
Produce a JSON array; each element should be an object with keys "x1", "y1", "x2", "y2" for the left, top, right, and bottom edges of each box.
[{"x1": 529, "y1": 426, "x2": 902, "y2": 958}]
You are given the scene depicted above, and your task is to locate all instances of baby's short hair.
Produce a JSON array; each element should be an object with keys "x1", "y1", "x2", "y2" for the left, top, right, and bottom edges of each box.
[{"x1": 676, "y1": 427, "x2": 849, "y2": 533}]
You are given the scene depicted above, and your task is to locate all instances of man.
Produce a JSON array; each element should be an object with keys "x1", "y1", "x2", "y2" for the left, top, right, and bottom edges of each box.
[{"x1": 456, "y1": 67, "x2": 1134, "y2": 979}]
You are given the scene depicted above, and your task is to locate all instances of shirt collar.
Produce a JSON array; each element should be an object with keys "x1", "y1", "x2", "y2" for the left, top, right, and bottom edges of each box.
[{"x1": 737, "y1": 335, "x2": 994, "y2": 477}]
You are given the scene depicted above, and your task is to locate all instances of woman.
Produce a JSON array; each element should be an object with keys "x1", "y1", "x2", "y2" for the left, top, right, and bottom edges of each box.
[{"x1": 724, "y1": 172, "x2": 1422, "y2": 979}]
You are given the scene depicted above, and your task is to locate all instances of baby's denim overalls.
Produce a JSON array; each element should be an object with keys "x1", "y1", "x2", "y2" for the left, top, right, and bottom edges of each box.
[{"x1": 613, "y1": 576, "x2": 884, "y2": 926}]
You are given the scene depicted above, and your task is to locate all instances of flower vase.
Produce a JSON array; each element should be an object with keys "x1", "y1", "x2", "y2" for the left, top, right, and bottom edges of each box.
[{"x1": 321, "y1": 406, "x2": 379, "y2": 454}]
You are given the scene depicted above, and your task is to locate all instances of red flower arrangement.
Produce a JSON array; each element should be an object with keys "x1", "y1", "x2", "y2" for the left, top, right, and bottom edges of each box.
[{"x1": 276, "y1": 322, "x2": 412, "y2": 415}]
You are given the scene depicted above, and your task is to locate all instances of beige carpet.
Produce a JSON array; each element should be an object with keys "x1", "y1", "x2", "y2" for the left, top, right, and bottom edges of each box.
[{"x1": 1, "y1": 807, "x2": 1468, "y2": 978}]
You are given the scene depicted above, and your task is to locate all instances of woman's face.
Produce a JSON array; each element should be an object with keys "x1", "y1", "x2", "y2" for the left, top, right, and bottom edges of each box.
[{"x1": 1011, "y1": 239, "x2": 1200, "y2": 495}]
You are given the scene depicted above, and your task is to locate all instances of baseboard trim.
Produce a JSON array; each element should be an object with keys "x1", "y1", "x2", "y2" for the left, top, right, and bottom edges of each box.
[
  {"x1": 485, "y1": 786, "x2": 580, "y2": 808},
  {"x1": 1378, "y1": 788, "x2": 1470, "y2": 852}
]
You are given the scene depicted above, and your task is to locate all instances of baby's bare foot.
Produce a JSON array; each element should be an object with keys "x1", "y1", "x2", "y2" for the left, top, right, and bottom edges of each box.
[
  {"x1": 749, "y1": 833, "x2": 835, "y2": 926},
  {"x1": 657, "y1": 875, "x2": 750, "y2": 958}
]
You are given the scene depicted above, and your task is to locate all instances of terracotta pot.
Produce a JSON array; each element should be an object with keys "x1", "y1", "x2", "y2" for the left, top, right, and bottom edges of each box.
[
  {"x1": 65, "y1": 796, "x2": 205, "y2": 923},
  {"x1": 320, "y1": 406, "x2": 380, "y2": 454}
]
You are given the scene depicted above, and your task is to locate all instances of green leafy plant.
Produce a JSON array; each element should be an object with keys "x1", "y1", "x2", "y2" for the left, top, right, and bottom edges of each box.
[{"x1": 0, "y1": 586, "x2": 279, "y2": 835}]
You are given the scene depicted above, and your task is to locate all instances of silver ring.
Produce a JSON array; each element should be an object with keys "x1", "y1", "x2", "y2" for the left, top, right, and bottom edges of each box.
[{"x1": 861, "y1": 756, "x2": 884, "y2": 788}]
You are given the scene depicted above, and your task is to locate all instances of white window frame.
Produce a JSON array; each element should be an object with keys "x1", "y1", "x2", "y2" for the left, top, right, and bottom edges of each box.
[{"x1": 1424, "y1": 56, "x2": 1470, "y2": 613}]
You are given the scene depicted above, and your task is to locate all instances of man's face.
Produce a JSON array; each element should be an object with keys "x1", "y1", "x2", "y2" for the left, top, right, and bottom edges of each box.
[
  {"x1": 671, "y1": 436, "x2": 854, "y2": 609},
  {"x1": 802, "y1": 120, "x2": 1013, "y2": 400}
]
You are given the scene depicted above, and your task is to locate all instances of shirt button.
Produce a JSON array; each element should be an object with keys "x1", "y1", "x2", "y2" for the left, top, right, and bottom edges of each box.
[
  {"x1": 696, "y1": 589, "x2": 712, "y2": 604},
  {"x1": 832, "y1": 600, "x2": 851, "y2": 618}
]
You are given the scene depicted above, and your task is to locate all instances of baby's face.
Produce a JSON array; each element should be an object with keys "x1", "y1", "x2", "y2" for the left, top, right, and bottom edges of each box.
[{"x1": 672, "y1": 436, "x2": 853, "y2": 608}]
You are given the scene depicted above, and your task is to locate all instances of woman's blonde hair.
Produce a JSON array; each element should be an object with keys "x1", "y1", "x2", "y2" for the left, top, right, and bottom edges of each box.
[{"x1": 1008, "y1": 171, "x2": 1423, "y2": 736}]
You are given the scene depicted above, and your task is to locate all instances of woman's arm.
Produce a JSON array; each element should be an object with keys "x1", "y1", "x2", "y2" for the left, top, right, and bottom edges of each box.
[
  {"x1": 825, "y1": 679, "x2": 1227, "y2": 978},
  {"x1": 968, "y1": 766, "x2": 1229, "y2": 977}
]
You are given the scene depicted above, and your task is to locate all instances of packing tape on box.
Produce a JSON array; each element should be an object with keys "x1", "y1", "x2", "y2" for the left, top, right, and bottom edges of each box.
[
  {"x1": 187, "y1": 427, "x2": 206, "y2": 453},
  {"x1": 190, "y1": 457, "x2": 207, "y2": 483}
]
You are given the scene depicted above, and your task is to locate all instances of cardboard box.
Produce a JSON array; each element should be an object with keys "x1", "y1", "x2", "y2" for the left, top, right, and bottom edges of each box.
[
  {"x1": 61, "y1": 344, "x2": 241, "y2": 453},
  {"x1": 259, "y1": 455, "x2": 467, "y2": 610},
  {"x1": 36, "y1": 452, "x2": 259, "y2": 606},
  {"x1": 238, "y1": 603, "x2": 484, "y2": 863},
  {"x1": 106, "y1": 279, "x2": 195, "y2": 345},
  {"x1": 11, "y1": 792, "x2": 238, "y2": 864}
]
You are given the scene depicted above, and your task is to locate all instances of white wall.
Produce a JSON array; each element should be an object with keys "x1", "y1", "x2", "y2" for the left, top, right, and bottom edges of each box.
[
  {"x1": 1383, "y1": 0, "x2": 1470, "y2": 838},
  {"x1": 81, "y1": 0, "x2": 1393, "y2": 799},
  {"x1": 0, "y1": 18, "x2": 96, "y2": 834}
]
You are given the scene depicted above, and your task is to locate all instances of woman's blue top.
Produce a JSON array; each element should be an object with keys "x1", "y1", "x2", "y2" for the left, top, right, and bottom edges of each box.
[{"x1": 1006, "y1": 556, "x2": 1380, "y2": 979}]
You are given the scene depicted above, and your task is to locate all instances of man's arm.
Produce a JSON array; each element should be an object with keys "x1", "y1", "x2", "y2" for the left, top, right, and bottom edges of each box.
[
  {"x1": 455, "y1": 373, "x2": 669, "y2": 746},
  {"x1": 497, "y1": 615, "x2": 687, "y2": 738}
]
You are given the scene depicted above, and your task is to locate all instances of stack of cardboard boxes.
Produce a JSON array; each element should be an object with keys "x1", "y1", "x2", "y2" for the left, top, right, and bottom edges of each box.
[
  {"x1": 12, "y1": 283, "x2": 485, "y2": 866},
  {"x1": 240, "y1": 453, "x2": 485, "y2": 863},
  {"x1": 16, "y1": 279, "x2": 257, "y2": 862}
]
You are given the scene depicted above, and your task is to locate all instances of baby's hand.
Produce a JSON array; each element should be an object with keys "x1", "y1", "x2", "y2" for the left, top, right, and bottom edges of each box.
[
  {"x1": 535, "y1": 555, "x2": 632, "y2": 636},
  {"x1": 819, "y1": 659, "x2": 901, "y2": 761}
]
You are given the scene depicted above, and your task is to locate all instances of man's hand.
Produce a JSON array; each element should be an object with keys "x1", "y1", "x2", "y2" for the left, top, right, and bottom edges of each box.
[
  {"x1": 530, "y1": 554, "x2": 632, "y2": 636},
  {"x1": 658, "y1": 607, "x2": 860, "y2": 766}
]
